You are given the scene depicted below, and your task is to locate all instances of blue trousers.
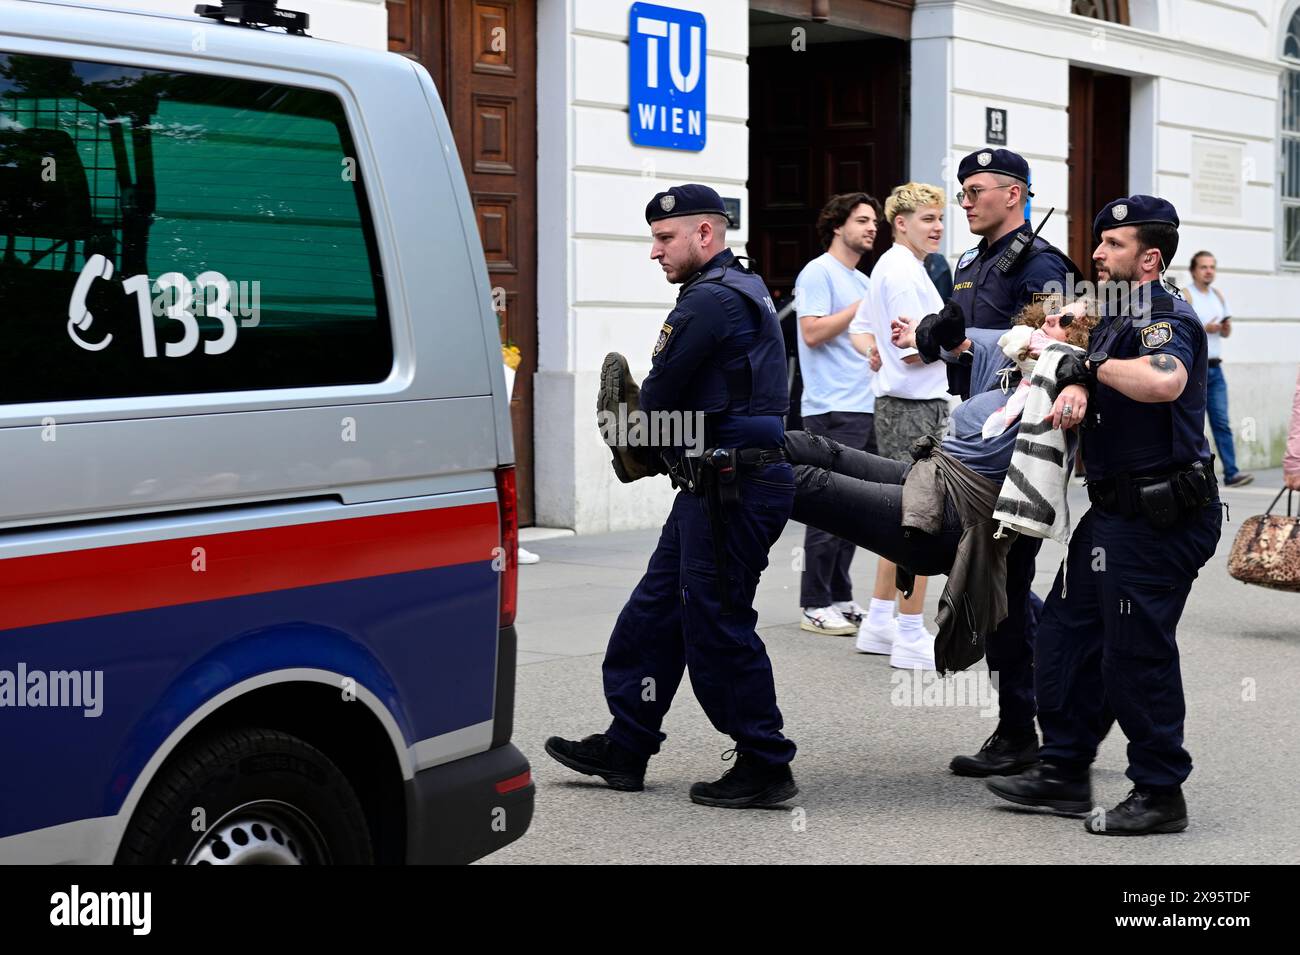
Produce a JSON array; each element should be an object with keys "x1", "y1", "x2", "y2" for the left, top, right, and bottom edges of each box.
[
  {"x1": 1035, "y1": 503, "x2": 1221, "y2": 788},
  {"x1": 1206, "y1": 364, "x2": 1239, "y2": 479},
  {"x1": 603, "y1": 464, "x2": 797, "y2": 765}
]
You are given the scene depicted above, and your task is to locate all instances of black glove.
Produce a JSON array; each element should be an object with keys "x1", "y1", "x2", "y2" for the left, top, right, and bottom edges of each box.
[
  {"x1": 1053, "y1": 350, "x2": 1092, "y2": 391},
  {"x1": 914, "y1": 299, "x2": 966, "y2": 362}
]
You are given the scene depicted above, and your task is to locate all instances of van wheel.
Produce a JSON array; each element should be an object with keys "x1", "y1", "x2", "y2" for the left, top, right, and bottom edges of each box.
[{"x1": 117, "y1": 727, "x2": 373, "y2": 865}]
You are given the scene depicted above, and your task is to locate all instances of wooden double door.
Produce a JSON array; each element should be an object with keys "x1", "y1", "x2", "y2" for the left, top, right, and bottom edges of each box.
[
  {"x1": 388, "y1": 0, "x2": 538, "y2": 524},
  {"x1": 748, "y1": 38, "x2": 907, "y2": 301}
]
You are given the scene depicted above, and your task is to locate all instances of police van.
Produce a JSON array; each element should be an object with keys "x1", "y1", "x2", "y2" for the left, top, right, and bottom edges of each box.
[{"x1": 0, "y1": 0, "x2": 532, "y2": 864}]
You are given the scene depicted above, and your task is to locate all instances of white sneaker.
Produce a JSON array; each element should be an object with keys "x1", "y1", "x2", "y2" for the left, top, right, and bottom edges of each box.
[
  {"x1": 855, "y1": 618, "x2": 898, "y2": 655},
  {"x1": 832, "y1": 600, "x2": 866, "y2": 625},
  {"x1": 890, "y1": 625, "x2": 936, "y2": 669},
  {"x1": 800, "y1": 605, "x2": 858, "y2": 636},
  {"x1": 517, "y1": 546, "x2": 540, "y2": 565}
]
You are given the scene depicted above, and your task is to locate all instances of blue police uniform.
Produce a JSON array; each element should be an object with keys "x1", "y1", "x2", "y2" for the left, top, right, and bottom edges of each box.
[
  {"x1": 943, "y1": 149, "x2": 1076, "y2": 751},
  {"x1": 600, "y1": 187, "x2": 797, "y2": 767},
  {"x1": 1033, "y1": 197, "x2": 1222, "y2": 793}
]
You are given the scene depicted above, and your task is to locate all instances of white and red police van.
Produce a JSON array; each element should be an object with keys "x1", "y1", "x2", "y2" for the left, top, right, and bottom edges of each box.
[{"x1": 0, "y1": 0, "x2": 532, "y2": 864}]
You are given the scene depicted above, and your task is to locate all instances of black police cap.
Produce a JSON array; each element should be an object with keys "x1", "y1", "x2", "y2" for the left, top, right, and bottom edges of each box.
[
  {"x1": 958, "y1": 148, "x2": 1032, "y2": 190},
  {"x1": 1092, "y1": 195, "x2": 1180, "y2": 241},
  {"x1": 645, "y1": 184, "x2": 728, "y2": 224}
]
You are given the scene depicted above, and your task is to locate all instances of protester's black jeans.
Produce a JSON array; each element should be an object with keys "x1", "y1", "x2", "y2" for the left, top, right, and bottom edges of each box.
[{"x1": 786, "y1": 430, "x2": 962, "y2": 578}]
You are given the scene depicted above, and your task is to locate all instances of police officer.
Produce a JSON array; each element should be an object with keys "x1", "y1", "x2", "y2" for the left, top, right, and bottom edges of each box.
[
  {"x1": 545, "y1": 184, "x2": 800, "y2": 809},
  {"x1": 988, "y1": 196, "x2": 1221, "y2": 835},
  {"x1": 912, "y1": 148, "x2": 1076, "y2": 778}
]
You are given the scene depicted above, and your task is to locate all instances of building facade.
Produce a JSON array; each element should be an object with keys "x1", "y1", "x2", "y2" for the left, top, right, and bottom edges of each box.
[{"x1": 88, "y1": 0, "x2": 1300, "y2": 532}]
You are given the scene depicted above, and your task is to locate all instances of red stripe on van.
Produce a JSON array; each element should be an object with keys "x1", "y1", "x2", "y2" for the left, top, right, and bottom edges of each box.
[{"x1": 0, "y1": 503, "x2": 499, "y2": 632}]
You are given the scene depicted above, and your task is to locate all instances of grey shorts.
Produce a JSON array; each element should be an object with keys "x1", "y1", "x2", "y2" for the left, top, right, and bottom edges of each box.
[{"x1": 874, "y1": 395, "x2": 951, "y2": 463}]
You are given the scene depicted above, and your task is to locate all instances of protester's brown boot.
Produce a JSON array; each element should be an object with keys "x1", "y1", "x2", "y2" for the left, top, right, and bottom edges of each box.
[{"x1": 597, "y1": 352, "x2": 663, "y2": 483}]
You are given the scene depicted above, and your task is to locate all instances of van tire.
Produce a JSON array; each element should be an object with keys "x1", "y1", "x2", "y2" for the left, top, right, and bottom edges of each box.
[{"x1": 116, "y1": 727, "x2": 374, "y2": 865}]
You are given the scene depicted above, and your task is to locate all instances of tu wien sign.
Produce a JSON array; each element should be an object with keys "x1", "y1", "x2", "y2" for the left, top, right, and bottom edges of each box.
[{"x1": 629, "y1": 3, "x2": 706, "y2": 151}]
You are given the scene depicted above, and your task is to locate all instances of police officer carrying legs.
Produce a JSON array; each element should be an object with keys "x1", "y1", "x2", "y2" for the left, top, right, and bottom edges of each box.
[
  {"x1": 546, "y1": 185, "x2": 800, "y2": 809},
  {"x1": 987, "y1": 196, "x2": 1222, "y2": 835},
  {"x1": 912, "y1": 149, "x2": 1076, "y2": 778}
]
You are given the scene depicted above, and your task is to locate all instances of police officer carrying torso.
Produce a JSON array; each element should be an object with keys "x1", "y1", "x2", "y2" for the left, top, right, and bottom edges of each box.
[
  {"x1": 988, "y1": 196, "x2": 1222, "y2": 835},
  {"x1": 546, "y1": 184, "x2": 801, "y2": 809},
  {"x1": 911, "y1": 149, "x2": 1077, "y2": 780}
]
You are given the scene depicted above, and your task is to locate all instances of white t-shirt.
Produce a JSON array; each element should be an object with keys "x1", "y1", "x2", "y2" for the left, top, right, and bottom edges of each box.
[
  {"x1": 851, "y1": 244, "x2": 949, "y2": 400},
  {"x1": 1185, "y1": 284, "x2": 1228, "y2": 361},
  {"x1": 794, "y1": 252, "x2": 875, "y2": 416}
]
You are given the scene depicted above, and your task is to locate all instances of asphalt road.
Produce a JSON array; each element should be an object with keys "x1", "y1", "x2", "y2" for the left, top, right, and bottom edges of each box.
[{"x1": 487, "y1": 471, "x2": 1300, "y2": 864}]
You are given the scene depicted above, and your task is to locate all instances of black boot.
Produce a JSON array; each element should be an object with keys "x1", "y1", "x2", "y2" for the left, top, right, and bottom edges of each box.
[
  {"x1": 689, "y1": 751, "x2": 798, "y2": 809},
  {"x1": 1087, "y1": 787, "x2": 1188, "y2": 836},
  {"x1": 950, "y1": 729, "x2": 1039, "y2": 777},
  {"x1": 544, "y1": 734, "x2": 647, "y2": 792},
  {"x1": 987, "y1": 760, "x2": 1091, "y2": 814}
]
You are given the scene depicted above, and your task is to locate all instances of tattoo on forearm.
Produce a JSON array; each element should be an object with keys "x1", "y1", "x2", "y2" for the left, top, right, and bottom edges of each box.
[{"x1": 1149, "y1": 354, "x2": 1177, "y2": 374}]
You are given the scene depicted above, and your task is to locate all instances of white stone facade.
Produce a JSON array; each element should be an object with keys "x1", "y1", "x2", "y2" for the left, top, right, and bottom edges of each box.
[{"x1": 913, "y1": 0, "x2": 1300, "y2": 477}]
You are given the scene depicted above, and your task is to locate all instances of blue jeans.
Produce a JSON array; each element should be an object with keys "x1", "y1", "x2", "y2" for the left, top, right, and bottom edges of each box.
[{"x1": 1206, "y1": 364, "x2": 1239, "y2": 479}]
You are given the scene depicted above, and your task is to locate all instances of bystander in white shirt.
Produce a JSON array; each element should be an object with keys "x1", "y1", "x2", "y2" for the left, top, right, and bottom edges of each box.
[{"x1": 851, "y1": 243, "x2": 949, "y2": 400}]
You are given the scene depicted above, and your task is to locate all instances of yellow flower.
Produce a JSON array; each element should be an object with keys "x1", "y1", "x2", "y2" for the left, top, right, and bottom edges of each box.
[{"x1": 502, "y1": 344, "x2": 522, "y2": 370}]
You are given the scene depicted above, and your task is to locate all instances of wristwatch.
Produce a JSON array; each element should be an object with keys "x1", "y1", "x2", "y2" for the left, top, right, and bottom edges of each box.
[{"x1": 1086, "y1": 350, "x2": 1110, "y2": 379}]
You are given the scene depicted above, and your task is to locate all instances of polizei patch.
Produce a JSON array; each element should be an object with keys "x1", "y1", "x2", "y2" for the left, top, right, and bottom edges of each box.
[
  {"x1": 957, "y1": 248, "x2": 979, "y2": 270},
  {"x1": 1140, "y1": 321, "x2": 1173, "y2": 349},
  {"x1": 653, "y1": 322, "x2": 673, "y2": 356}
]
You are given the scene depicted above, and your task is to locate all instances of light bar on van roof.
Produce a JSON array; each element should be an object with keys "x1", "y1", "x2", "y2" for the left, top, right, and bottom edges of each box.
[{"x1": 195, "y1": 1, "x2": 309, "y2": 35}]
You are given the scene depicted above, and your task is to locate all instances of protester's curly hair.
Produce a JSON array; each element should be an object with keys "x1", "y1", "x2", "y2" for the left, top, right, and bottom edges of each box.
[{"x1": 1012, "y1": 297, "x2": 1098, "y2": 362}]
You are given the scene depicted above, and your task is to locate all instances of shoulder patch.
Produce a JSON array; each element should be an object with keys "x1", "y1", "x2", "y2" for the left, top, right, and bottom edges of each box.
[
  {"x1": 653, "y1": 322, "x2": 674, "y2": 357},
  {"x1": 1139, "y1": 321, "x2": 1173, "y2": 350},
  {"x1": 1032, "y1": 291, "x2": 1065, "y2": 311},
  {"x1": 957, "y1": 248, "x2": 979, "y2": 270}
]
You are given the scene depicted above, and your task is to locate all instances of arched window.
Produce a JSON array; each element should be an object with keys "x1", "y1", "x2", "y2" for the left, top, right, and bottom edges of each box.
[{"x1": 1282, "y1": 7, "x2": 1300, "y2": 262}]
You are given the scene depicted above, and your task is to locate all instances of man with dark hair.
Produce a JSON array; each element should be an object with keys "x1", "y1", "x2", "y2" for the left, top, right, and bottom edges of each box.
[
  {"x1": 793, "y1": 192, "x2": 882, "y2": 636},
  {"x1": 1185, "y1": 250, "x2": 1253, "y2": 487},
  {"x1": 988, "y1": 196, "x2": 1222, "y2": 836}
]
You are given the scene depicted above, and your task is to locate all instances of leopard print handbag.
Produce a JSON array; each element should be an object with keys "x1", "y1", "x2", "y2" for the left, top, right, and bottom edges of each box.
[{"x1": 1227, "y1": 489, "x2": 1300, "y2": 593}]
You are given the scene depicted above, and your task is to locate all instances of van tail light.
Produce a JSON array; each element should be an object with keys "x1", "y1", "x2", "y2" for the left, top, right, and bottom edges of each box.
[{"x1": 495, "y1": 465, "x2": 518, "y2": 628}]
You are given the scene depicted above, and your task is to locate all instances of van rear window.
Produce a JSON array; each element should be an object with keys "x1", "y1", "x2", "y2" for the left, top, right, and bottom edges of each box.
[{"x1": 0, "y1": 53, "x2": 393, "y2": 402}]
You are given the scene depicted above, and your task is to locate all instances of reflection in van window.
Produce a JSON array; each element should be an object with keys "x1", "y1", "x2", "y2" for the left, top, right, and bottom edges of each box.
[{"x1": 0, "y1": 54, "x2": 393, "y2": 402}]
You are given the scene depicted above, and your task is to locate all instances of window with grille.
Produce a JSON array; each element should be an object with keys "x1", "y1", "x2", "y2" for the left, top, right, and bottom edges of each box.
[
  {"x1": 1072, "y1": 0, "x2": 1130, "y2": 25},
  {"x1": 0, "y1": 52, "x2": 392, "y2": 403},
  {"x1": 1284, "y1": 11, "x2": 1300, "y2": 264}
]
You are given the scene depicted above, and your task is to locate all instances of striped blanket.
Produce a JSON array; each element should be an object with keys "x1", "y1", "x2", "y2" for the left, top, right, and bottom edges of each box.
[{"x1": 991, "y1": 341, "x2": 1083, "y2": 545}]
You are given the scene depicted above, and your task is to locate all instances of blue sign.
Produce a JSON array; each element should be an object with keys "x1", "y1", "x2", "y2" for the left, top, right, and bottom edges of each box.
[{"x1": 628, "y1": 3, "x2": 706, "y2": 151}]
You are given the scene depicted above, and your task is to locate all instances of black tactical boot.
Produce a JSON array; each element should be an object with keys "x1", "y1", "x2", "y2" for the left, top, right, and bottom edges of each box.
[
  {"x1": 597, "y1": 352, "x2": 664, "y2": 483},
  {"x1": 689, "y1": 752, "x2": 798, "y2": 808},
  {"x1": 1086, "y1": 787, "x2": 1188, "y2": 836},
  {"x1": 986, "y1": 760, "x2": 1091, "y2": 814},
  {"x1": 950, "y1": 728, "x2": 1039, "y2": 777},
  {"x1": 544, "y1": 733, "x2": 647, "y2": 792}
]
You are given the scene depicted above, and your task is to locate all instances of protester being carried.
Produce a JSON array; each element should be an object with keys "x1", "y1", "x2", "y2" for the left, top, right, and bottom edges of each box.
[{"x1": 787, "y1": 299, "x2": 1096, "y2": 670}]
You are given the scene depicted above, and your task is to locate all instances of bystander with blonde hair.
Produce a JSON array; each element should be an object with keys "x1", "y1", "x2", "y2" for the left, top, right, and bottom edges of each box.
[{"x1": 847, "y1": 181, "x2": 950, "y2": 668}]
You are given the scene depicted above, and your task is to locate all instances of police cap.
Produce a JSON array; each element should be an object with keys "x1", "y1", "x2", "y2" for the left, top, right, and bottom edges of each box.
[
  {"x1": 646, "y1": 183, "x2": 728, "y2": 224},
  {"x1": 1093, "y1": 195, "x2": 1180, "y2": 241},
  {"x1": 957, "y1": 148, "x2": 1032, "y2": 190}
]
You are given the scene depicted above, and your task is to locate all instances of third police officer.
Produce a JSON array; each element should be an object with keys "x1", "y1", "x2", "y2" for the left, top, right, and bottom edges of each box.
[
  {"x1": 910, "y1": 148, "x2": 1077, "y2": 778},
  {"x1": 988, "y1": 196, "x2": 1221, "y2": 835}
]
